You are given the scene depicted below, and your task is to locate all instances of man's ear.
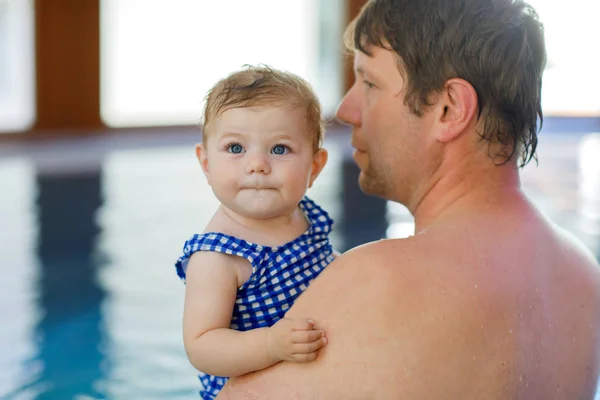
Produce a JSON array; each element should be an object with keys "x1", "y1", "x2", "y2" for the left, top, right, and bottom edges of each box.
[
  {"x1": 195, "y1": 143, "x2": 210, "y2": 179},
  {"x1": 435, "y1": 78, "x2": 478, "y2": 143},
  {"x1": 308, "y1": 148, "x2": 328, "y2": 188}
]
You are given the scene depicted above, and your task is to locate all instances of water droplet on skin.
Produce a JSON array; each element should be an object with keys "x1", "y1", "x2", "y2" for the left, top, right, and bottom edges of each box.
[
  {"x1": 474, "y1": 284, "x2": 479, "y2": 289},
  {"x1": 509, "y1": 329, "x2": 513, "y2": 334}
]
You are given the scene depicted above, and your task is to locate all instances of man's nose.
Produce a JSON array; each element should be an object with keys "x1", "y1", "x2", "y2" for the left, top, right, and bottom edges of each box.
[
  {"x1": 335, "y1": 87, "x2": 361, "y2": 127},
  {"x1": 245, "y1": 152, "x2": 271, "y2": 174}
]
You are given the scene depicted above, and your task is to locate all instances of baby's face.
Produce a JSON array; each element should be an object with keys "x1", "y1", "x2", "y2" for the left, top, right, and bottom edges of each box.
[{"x1": 199, "y1": 105, "x2": 323, "y2": 220}]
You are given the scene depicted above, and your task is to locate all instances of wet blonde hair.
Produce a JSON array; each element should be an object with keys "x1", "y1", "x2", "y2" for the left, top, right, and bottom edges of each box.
[{"x1": 202, "y1": 65, "x2": 325, "y2": 153}]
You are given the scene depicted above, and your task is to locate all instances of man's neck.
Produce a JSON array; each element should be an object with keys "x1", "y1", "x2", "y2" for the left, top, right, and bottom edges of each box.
[{"x1": 411, "y1": 153, "x2": 523, "y2": 234}]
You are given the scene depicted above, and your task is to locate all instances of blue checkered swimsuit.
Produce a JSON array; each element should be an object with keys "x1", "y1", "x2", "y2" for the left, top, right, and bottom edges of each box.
[{"x1": 174, "y1": 196, "x2": 335, "y2": 399}]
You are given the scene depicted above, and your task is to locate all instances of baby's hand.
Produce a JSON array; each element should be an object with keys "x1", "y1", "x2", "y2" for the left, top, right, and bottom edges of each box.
[{"x1": 267, "y1": 318, "x2": 327, "y2": 363}]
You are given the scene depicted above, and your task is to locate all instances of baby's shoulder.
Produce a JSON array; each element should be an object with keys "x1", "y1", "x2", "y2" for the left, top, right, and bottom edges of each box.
[
  {"x1": 203, "y1": 208, "x2": 236, "y2": 235},
  {"x1": 185, "y1": 245, "x2": 252, "y2": 288}
]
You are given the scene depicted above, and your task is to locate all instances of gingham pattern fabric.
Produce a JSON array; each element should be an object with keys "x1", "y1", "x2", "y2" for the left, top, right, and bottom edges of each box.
[{"x1": 174, "y1": 196, "x2": 335, "y2": 400}]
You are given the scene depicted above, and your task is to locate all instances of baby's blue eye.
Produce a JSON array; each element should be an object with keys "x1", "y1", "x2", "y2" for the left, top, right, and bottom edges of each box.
[
  {"x1": 228, "y1": 144, "x2": 244, "y2": 154},
  {"x1": 272, "y1": 145, "x2": 289, "y2": 155}
]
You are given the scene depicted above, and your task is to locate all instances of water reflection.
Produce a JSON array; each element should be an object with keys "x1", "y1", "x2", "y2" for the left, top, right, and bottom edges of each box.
[
  {"x1": 0, "y1": 159, "x2": 38, "y2": 399},
  {"x1": 578, "y1": 134, "x2": 600, "y2": 255},
  {"x1": 0, "y1": 129, "x2": 598, "y2": 398},
  {"x1": 34, "y1": 170, "x2": 106, "y2": 399},
  {"x1": 96, "y1": 147, "x2": 204, "y2": 399},
  {"x1": 338, "y1": 158, "x2": 387, "y2": 250}
]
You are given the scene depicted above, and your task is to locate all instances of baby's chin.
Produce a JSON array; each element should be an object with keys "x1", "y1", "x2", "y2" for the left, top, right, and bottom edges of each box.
[{"x1": 232, "y1": 191, "x2": 292, "y2": 219}]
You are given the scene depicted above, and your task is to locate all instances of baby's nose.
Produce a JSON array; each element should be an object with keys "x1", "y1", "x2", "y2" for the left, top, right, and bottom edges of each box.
[{"x1": 246, "y1": 153, "x2": 271, "y2": 174}]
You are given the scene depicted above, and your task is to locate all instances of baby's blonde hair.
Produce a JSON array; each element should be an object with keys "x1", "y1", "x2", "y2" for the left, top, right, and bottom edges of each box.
[{"x1": 202, "y1": 65, "x2": 325, "y2": 153}]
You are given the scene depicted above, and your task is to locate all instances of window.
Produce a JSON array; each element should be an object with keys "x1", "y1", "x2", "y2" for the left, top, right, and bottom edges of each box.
[
  {"x1": 100, "y1": 0, "x2": 345, "y2": 127},
  {"x1": 529, "y1": 0, "x2": 600, "y2": 116},
  {"x1": 0, "y1": 0, "x2": 35, "y2": 132}
]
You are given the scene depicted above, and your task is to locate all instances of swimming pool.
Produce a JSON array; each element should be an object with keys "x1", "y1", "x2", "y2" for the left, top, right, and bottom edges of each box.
[{"x1": 0, "y1": 127, "x2": 598, "y2": 399}]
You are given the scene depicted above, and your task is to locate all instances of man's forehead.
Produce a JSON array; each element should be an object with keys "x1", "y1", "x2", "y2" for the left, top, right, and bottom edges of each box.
[
  {"x1": 353, "y1": 46, "x2": 398, "y2": 73},
  {"x1": 353, "y1": 50, "x2": 373, "y2": 74}
]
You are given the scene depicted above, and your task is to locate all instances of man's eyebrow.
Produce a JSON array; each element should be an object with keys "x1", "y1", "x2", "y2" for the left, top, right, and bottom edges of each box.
[
  {"x1": 355, "y1": 65, "x2": 378, "y2": 81},
  {"x1": 355, "y1": 66, "x2": 365, "y2": 76}
]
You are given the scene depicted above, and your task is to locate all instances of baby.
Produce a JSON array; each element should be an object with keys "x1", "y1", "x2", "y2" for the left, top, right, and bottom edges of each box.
[{"x1": 174, "y1": 65, "x2": 337, "y2": 399}]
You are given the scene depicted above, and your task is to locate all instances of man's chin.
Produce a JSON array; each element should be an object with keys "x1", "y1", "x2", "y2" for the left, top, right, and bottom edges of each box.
[
  {"x1": 358, "y1": 171, "x2": 386, "y2": 197},
  {"x1": 357, "y1": 172, "x2": 373, "y2": 193}
]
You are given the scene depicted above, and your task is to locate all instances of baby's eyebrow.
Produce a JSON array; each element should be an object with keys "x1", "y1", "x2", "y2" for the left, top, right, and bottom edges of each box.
[
  {"x1": 270, "y1": 134, "x2": 296, "y2": 142},
  {"x1": 217, "y1": 131, "x2": 300, "y2": 143},
  {"x1": 219, "y1": 132, "x2": 245, "y2": 140}
]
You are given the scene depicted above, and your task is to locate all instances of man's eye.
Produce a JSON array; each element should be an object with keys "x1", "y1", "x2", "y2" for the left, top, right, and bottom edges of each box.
[
  {"x1": 227, "y1": 144, "x2": 244, "y2": 154},
  {"x1": 363, "y1": 80, "x2": 375, "y2": 89},
  {"x1": 271, "y1": 145, "x2": 289, "y2": 155}
]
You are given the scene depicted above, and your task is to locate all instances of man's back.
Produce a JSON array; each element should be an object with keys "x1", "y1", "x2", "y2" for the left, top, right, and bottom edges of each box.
[
  {"x1": 211, "y1": 0, "x2": 600, "y2": 397},
  {"x1": 219, "y1": 195, "x2": 600, "y2": 399}
]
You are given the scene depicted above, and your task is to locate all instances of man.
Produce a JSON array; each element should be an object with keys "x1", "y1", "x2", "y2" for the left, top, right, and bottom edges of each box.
[{"x1": 217, "y1": 0, "x2": 600, "y2": 398}]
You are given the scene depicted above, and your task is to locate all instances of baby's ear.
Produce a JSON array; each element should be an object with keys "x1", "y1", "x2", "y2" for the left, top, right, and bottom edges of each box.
[
  {"x1": 195, "y1": 143, "x2": 210, "y2": 178},
  {"x1": 308, "y1": 148, "x2": 328, "y2": 188}
]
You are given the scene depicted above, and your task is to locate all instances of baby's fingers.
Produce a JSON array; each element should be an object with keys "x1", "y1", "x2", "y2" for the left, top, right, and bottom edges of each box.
[
  {"x1": 291, "y1": 318, "x2": 316, "y2": 331},
  {"x1": 292, "y1": 352, "x2": 319, "y2": 363},
  {"x1": 292, "y1": 336, "x2": 328, "y2": 355},
  {"x1": 292, "y1": 329, "x2": 325, "y2": 343}
]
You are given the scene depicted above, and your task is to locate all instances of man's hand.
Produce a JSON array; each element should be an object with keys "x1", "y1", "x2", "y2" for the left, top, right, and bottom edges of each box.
[{"x1": 266, "y1": 318, "x2": 327, "y2": 363}]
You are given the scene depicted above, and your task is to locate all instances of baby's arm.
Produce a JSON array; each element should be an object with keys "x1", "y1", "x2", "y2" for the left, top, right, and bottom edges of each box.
[{"x1": 182, "y1": 251, "x2": 327, "y2": 377}]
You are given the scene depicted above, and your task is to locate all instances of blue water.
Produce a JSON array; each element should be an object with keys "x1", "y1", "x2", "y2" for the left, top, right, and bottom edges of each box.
[{"x1": 0, "y1": 127, "x2": 598, "y2": 399}]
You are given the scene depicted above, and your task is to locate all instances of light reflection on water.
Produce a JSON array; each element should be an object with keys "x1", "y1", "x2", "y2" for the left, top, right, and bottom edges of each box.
[{"x1": 0, "y1": 131, "x2": 598, "y2": 399}]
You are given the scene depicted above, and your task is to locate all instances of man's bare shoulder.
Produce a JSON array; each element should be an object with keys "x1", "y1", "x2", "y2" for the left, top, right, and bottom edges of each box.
[
  {"x1": 553, "y1": 220, "x2": 600, "y2": 273},
  {"x1": 216, "y1": 239, "x2": 413, "y2": 399},
  {"x1": 217, "y1": 237, "x2": 493, "y2": 399}
]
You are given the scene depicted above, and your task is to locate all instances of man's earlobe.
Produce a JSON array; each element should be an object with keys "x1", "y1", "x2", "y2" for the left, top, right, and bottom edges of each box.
[
  {"x1": 436, "y1": 78, "x2": 478, "y2": 143},
  {"x1": 308, "y1": 148, "x2": 328, "y2": 188}
]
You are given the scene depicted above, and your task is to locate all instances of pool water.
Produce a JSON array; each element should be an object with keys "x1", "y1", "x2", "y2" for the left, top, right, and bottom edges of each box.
[{"x1": 0, "y1": 127, "x2": 598, "y2": 399}]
